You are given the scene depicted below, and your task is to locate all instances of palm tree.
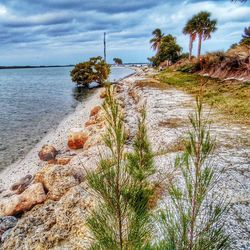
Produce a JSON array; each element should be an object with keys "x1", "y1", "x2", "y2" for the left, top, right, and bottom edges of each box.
[
  {"x1": 240, "y1": 26, "x2": 250, "y2": 45},
  {"x1": 150, "y1": 28, "x2": 164, "y2": 52},
  {"x1": 193, "y1": 11, "x2": 217, "y2": 59},
  {"x1": 183, "y1": 19, "x2": 197, "y2": 60}
]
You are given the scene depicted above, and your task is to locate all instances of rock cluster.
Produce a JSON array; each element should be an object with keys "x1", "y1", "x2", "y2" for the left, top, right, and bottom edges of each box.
[
  {"x1": 2, "y1": 184, "x2": 93, "y2": 250},
  {"x1": 0, "y1": 86, "x2": 116, "y2": 248}
]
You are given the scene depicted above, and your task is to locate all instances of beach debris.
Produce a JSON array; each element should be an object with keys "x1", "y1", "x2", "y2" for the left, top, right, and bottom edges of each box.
[
  {"x1": 34, "y1": 164, "x2": 84, "y2": 200},
  {"x1": 67, "y1": 128, "x2": 88, "y2": 149},
  {"x1": 90, "y1": 105, "x2": 101, "y2": 117},
  {"x1": 38, "y1": 144, "x2": 58, "y2": 161},
  {"x1": 0, "y1": 183, "x2": 46, "y2": 216},
  {"x1": 10, "y1": 174, "x2": 33, "y2": 194}
]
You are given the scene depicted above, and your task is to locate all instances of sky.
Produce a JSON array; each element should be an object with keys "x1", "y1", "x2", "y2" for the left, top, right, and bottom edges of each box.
[{"x1": 0, "y1": 0, "x2": 249, "y2": 65}]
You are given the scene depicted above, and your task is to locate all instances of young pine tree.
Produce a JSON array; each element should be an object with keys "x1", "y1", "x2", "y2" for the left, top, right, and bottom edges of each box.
[
  {"x1": 155, "y1": 97, "x2": 230, "y2": 250},
  {"x1": 86, "y1": 85, "x2": 155, "y2": 249}
]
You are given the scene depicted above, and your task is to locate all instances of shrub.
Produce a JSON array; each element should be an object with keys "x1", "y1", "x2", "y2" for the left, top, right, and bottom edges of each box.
[{"x1": 71, "y1": 56, "x2": 110, "y2": 87}]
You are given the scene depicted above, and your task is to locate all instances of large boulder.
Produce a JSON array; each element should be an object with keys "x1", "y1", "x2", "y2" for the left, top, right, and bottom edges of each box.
[
  {"x1": 34, "y1": 165, "x2": 84, "y2": 201},
  {"x1": 38, "y1": 145, "x2": 58, "y2": 161},
  {"x1": 0, "y1": 183, "x2": 46, "y2": 216},
  {"x1": 67, "y1": 128, "x2": 88, "y2": 149},
  {"x1": 90, "y1": 106, "x2": 101, "y2": 117}
]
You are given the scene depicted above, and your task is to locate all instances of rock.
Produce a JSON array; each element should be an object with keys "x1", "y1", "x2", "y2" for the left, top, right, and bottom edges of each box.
[
  {"x1": 100, "y1": 89, "x2": 107, "y2": 98},
  {"x1": 47, "y1": 157, "x2": 71, "y2": 165},
  {"x1": 125, "y1": 125, "x2": 131, "y2": 140},
  {"x1": 85, "y1": 113, "x2": 104, "y2": 128},
  {"x1": 38, "y1": 145, "x2": 58, "y2": 161},
  {"x1": 0, "y1": 216, "x2": 17, "y2": 233},
  {"x1": 2, "y1": 184, "x2": 93, "y2": 250},
  {"x1": 128, "y1": 88, "x2": 139, "y2": 104},
  {"x1": 10, "y1": 174, "x2": 33, "y2": 194},
  {"x1": 90, "y1": 106, "x2": 101, "y2": 117},
  {"x1": 1, "y1": 228, "x2": 12, "y2": 242},
  {"x1": 0, "y1": 183, "x2": 46, "y2": 216},
  {"x1": 34, "y1": 165, "x2": 83, "y2": 200},
  {"x1": 116, "y1": 85, "x2": 123, "y2": 93},
  {"x1": 67, "y1": 128, "x2": 88, "y2": 149},
  {"x1": 83, "y1": 135, "x2": 102, "y2": 150}
]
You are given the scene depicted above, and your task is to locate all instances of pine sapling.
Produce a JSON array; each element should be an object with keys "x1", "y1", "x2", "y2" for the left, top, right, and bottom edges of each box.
[
  {"x1": 155, "y1": 97, "x2": 230, "y2": 250},
  {"x1": 86, "y1": 86, "x2": 155, "y2": 249}
]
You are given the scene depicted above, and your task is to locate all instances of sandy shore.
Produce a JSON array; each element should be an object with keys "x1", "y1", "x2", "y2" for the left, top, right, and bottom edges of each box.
[
  {"x1": 0, "y1": 88, "x2": 103, "y2": 189},
  {"x1": 0, "y1": 67, "x2": 140, "y2": 190}
]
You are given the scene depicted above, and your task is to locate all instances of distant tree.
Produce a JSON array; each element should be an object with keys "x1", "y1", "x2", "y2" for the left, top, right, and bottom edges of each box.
[
  {"x1": 240, "y1": 26, "x2": 250, "y2": 45},
  {"x1": 70, "y1": 56, "x2": 110, "y2": 87},
  {"x1": 113, "y1": 57, "x2": 123, "y2": 65},
  {"x1": 183, "y1": 19, "x2": 197, "y2": 60},
  {"x1": 150, "y1": 28, "x2": 165, "y2": 52},
  {"x1": 191, "y1": 11, "x2": 217, "y2": 59},
  {"x1": 149, "y1": 34, "x2": 182, "y2": 66}
]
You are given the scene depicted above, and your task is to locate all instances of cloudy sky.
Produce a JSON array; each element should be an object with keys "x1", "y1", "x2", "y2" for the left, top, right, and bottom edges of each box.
[{"x1": 0, "y1": 0, "x2": 249, "y2": 65}]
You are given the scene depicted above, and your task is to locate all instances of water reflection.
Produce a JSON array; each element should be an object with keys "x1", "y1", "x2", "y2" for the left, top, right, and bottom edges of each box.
[{"x1": 72, "y1": 86, "x2": 96, "y2": 102}]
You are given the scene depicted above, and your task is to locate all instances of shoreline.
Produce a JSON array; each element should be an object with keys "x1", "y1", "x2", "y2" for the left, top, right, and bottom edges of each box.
[
  {"x1": 0, "y1": 67, "x2": 138, "y2": 190},
  {"x1": 0, "y1": 89, "x2": 102, "y2": 189}
]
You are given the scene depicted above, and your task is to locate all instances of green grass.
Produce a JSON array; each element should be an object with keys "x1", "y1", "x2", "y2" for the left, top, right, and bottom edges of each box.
[{"x1": 153, "y1": 69, "x2": 250, "y2": 125}]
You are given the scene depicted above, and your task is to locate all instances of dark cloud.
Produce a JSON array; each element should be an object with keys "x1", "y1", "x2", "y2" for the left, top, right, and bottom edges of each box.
[
  {"x1": 0, "y1": 0, "x2": 249, "y2": 65},
  {"x1": 1, "y1": 0, "x2": 167, "y2": 14}
]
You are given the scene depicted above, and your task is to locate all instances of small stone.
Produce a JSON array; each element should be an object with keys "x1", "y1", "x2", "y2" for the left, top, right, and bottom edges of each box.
[
  {"x1": 90, "y1": 106, "x2": 101, "y2": 117},
  {"x1": 67, "y1": 128, "x2": 88, "y2": 150},
  {"x1": 47, "y1": 157, "x2": 71, "y2": 165},
  {"x1": 38, "y1": 145, "x2": 58, "y2": 161},
  {"x1": 10, "y1": 174, "x2": 33, "y2": 194},
  {"x1": 0, "y1": 216, "x2": 17, "y2": 232},
  {"x1": 1, "y1": 228, "x2": 12, "y2": 242},
  {"x1": 100, "y1": 90, "x2": 107, "y2": 98}
]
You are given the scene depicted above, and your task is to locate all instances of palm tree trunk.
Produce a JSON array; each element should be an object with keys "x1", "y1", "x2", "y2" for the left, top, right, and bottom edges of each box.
[
  {"x1": 197, "y1": 34, "x2": 202, "y2": 59},
  {"x1": 189, "y1": 35, "x2": 193, "y2": 60}
]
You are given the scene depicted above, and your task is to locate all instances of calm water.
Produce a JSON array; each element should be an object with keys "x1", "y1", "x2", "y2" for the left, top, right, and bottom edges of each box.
[{"x1": 0, "y1": 66, "x2": 134, "y2": 170}]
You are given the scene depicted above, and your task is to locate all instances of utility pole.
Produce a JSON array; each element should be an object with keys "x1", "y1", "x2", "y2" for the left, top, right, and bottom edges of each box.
[{"x1": 104, "y1": 32, "x2": 106, "y2": 62}]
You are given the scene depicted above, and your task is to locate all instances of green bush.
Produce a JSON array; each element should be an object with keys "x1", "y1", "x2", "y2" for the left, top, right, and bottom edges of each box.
[{"x1": 71, "y1": 56, "x2": 110, "y2": 87}]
